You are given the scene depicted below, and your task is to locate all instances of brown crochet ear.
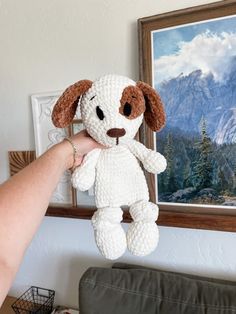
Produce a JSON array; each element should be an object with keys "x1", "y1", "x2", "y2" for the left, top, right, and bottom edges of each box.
[
  {"x1": 136, "y1": 81, "x2": 166, "y2": 132},
  {"x1": 52, "y1": 80, "x2": 92, "y2": 128}
]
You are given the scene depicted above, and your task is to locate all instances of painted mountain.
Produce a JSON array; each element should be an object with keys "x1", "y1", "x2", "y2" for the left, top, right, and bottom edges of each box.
[
  {"x1": 157, "y1": 59, "x2": 236, "y2": 144},
  {"x1": 156, "y1": 63, "x2": 236, "y2": 206}
]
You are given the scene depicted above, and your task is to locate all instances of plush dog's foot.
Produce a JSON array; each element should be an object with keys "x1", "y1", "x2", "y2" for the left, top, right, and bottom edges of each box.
[
  {"x1": 127, "y1": 200, "x2": 159, "y2": 256},
  {"x1": 127, "y1": 221, "x2": 159, "y2": 256},
  {"x1": 92, "y1": 207, "x2": 126, "y2": 260}
]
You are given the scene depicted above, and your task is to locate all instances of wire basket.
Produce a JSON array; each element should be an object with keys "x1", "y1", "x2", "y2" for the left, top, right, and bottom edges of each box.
[{"x1": 11, "y1": 286, "x2": 55, "y2": 314}]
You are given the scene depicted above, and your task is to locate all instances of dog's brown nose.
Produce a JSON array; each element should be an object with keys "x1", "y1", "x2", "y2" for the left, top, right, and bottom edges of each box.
[{"x1": 107, "y1": 128, "x2": 126, "y2": 138}]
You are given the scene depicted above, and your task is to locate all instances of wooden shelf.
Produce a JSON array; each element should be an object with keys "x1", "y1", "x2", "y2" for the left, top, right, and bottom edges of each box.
[{"x1": 47, "y1": 205, "x2": 236, "y2": 232}]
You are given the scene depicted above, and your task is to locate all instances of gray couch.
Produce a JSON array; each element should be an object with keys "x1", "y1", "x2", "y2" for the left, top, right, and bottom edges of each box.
[{"x1": 79, "y1": 263, "x2": 236, "y2": 314}]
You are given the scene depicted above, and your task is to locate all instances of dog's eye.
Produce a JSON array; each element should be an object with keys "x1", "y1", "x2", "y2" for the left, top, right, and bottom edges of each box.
[
  {"x1": 90, "y1": 95, "x2": 96, "y2": 101},
  {"x1": 96, "y1": 106, "x2": 104, "y2": 120},
  {"x1": 123, "y1": 102, "x2": 132, "y2": 117}
]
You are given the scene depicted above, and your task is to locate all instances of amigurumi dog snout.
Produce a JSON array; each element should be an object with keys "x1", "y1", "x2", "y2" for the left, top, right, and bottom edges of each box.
[{"x1": 52, "y1": 74, "x2": 167, "y2": 260}]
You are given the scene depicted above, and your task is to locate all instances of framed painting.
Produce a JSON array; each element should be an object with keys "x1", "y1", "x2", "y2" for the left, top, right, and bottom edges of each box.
[{"x1": 138, "y1": 0, "x2": 236, "y2": 231}]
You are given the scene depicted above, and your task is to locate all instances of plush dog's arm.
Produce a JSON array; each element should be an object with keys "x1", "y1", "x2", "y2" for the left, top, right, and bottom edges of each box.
[
  {"x1": 125, "y1": 140, "x2": 167, "y2": 174},
  {"x1": 71, "y1": 148, "x2": 101, "y2": 191}
]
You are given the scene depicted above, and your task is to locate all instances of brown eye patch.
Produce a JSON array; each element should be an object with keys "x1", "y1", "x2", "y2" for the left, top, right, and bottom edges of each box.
[{"x1": 119, "y1": 85, "x2": 145, "y2": 119}]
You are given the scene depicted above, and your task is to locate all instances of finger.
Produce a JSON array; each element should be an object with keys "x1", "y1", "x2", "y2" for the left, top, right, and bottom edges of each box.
[{"x1": 73, "y1": 155, "x2": 83, "y2": 168}]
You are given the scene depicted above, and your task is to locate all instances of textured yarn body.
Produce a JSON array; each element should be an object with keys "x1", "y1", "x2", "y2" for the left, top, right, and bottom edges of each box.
[{"x1": 95, "y1": 145, "x2": 149, "y2": 208}]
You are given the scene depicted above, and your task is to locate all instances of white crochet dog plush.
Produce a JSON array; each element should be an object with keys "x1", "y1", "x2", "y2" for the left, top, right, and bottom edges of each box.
[{"x1": 52, "y1": 74, "x2": 166, "y2": 260}]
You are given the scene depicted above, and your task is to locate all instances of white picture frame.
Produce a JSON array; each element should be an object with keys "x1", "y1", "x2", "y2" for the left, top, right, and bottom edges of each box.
[
  {"x1": 31, "y1": 91, "x2": 72, "y2": 205},
  {"x1": 31, "y1": 91, "x2": 95, "y2": 206}
]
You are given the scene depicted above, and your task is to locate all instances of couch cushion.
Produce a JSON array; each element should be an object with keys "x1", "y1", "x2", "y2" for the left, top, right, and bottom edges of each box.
[{"x1": 79, "y1": 263, "x2": 236, "y2": 314}]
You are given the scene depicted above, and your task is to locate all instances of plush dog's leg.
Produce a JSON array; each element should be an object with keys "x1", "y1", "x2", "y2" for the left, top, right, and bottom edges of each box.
[
  {"x1": 92, "y1": 207, "x2": 126, "y2": 260},
  {"x1": 127, "y1": 200, "x2": 159, "y2": 256}
]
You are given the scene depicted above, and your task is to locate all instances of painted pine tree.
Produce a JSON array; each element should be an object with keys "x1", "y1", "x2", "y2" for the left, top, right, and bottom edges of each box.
[
  {"x1": 164, "y1": 133, "x2": 178, "y2": 192},
  {"x1": 193, "y1": 118, "x2": 213, "y2": 189}
]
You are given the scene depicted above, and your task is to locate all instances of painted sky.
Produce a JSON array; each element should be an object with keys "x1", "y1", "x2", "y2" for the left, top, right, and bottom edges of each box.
[{"x1": 153, "y1": 15, "x2": 236, "y2": 85}]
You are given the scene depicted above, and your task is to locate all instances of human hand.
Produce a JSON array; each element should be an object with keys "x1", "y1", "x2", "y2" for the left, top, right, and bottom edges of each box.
[{"x1": 60, "y1": 130, "x2": 104, "y2": 170}]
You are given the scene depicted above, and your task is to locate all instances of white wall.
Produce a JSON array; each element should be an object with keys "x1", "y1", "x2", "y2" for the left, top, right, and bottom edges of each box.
[{"x1": 1, "y1": 0, "x2": 236, "y2": 309}]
